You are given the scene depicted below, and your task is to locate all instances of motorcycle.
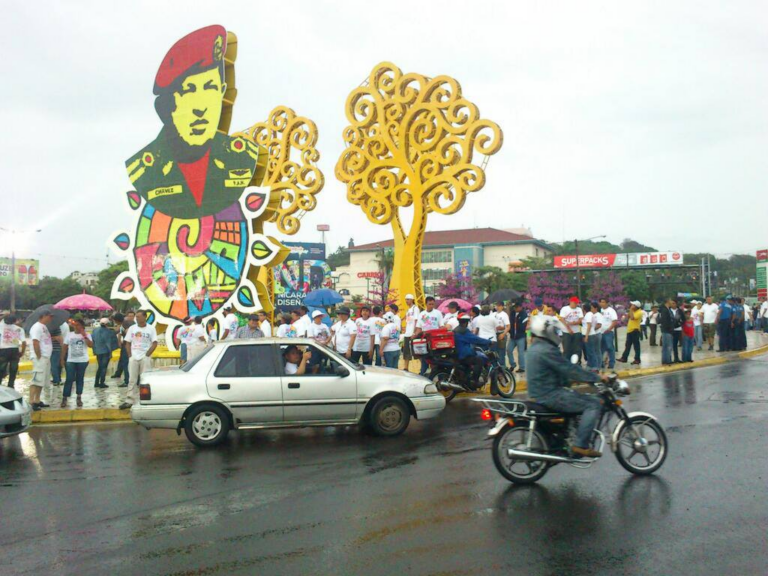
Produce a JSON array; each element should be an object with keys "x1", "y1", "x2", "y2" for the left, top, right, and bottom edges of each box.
[
  {"x1": 475, "y1": 375, "x2": 668, "y2": 484},
  {"x1": 429, "y1": 348, "x2": 516, "y2": 403}
]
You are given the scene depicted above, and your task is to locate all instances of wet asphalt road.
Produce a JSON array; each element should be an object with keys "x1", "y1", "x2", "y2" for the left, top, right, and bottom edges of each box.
[{"x1": 1, "y1": 358, "x2": 767, "y2": 576}]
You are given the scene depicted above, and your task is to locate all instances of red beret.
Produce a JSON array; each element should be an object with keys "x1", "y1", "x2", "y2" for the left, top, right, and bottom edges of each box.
[
  {"x1": 569, "y1": 296, "x2": 580, "y2": 303},
  {"x1": 154, "y1": 25, "x2": 227, "y2": 92}
]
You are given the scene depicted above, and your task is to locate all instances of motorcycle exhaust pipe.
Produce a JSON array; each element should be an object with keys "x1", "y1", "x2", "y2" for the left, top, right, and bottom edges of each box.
[
  {"x1": 506, "y1": 448, "x2": 580, "y2": 464},
  {"x1": 438, "y1": 382, "x2": 465, "y2": 392}
]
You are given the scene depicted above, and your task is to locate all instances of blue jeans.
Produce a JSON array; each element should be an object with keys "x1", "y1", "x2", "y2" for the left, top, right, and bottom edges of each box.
[
  {"x1": 383, "y1": 350, "x2": 400, "y2": 369},
  {"x1": 507, "y1": 337, "x2": 526, "y2": 370},
  {"x1": 373, "y1": 344, "x2": 382, "y2": 367},
  {"x1": 50, "y1": 349, "x2": 63, "y2": 383},
  {"x1": 682, "y1": 335, "x2": 694, "y2": 362},
  {"x1": 95, "y1": 353, "x2": 111, "y2": 385},
  {"x1": 586, "y1": 335, "x2": 602, "y2": 370},
  {"x1": 420, "y1": 358, "x2": 429, "y2": 375},
  {"x1": 496, "y1": 336, "x2": 508, "y2": 367},
  {"x1": 63, "y1": 362, "x2": 88, "y2": 397},
  {"x1": 694, "y1": 325, "x2": 703, "y2": 348},
  {"x1": 661, "y1": 332, "x2": 675, "y2": 364},
  {"x1": 601, "y1": 332, "x2": 615, "y2": 369},
  {"x1": 538, "y1": 388, "x2": 603, "y2": 449}
]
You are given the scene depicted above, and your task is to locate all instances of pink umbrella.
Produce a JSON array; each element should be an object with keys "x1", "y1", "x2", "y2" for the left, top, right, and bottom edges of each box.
[
  {"x1": 437, "y1": 298, "x2": 475, "y2": 313},
  {"x1": 54, "y1": 291, "x2": 113, "y2": 311}
]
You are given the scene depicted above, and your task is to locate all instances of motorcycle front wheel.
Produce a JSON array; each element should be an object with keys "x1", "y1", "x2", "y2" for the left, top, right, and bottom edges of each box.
[
  {"x1": 614, "y1": 415, "x2": 668, "y2": 475},
  {"x1": 492, "y1": 367, "x2": 516, "y2": 398},
  {"x1": 492, "y1": 424, "x2": 550, "y2": 484},
  {"x1": 431, "y1": 371, "x2": 458, "y2": 403}
]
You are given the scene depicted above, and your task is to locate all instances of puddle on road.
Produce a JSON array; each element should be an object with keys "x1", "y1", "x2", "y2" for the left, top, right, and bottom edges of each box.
[{"x1": 707, "y1": 391, "x2": 768, "y2": 403}]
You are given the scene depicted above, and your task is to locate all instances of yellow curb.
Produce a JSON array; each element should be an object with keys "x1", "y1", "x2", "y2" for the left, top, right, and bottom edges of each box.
[
  {"x1": 738, "y1": 345, "x2": 768, "y2": 359},
  {"x1": 33, "y1": 410, "x2": 73, "y2": 423},
  {"x1": 72, "y1": 409, "x2": 105, "y2": 421},
  {"x1": 32, "y1": 407, "x2": 131, "y2": 424}
]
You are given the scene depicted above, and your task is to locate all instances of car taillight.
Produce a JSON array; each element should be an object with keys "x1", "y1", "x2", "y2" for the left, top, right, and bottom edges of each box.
[
  {"x1": 481, "y1": 409, "x2": 492, "y2": 421},
  {"x1": 139, "y1": 384, "x2": 151, "y2": 401}
]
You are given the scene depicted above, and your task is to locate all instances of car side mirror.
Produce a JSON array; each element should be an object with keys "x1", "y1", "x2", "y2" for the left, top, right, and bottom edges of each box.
[
  {"x1": 335, "y1": 365, "x2": 350, "y2": 378},
  {"x1": 570, "y1": 354, "x2": 579, "y2": 365}
]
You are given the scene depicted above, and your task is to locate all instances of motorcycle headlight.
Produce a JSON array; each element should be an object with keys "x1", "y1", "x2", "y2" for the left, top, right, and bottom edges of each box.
[
  {"x1": 424, "y1": 383, "x2": 438, "y2": 395},
  {"x1": 615, "y1": 380, "x2": 631, "y2": 396}
]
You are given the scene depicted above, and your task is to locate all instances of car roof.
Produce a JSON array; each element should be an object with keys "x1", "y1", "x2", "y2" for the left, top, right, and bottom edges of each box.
[{"x1": 214, "y1": 337, "x2": 318, "y2": 346}]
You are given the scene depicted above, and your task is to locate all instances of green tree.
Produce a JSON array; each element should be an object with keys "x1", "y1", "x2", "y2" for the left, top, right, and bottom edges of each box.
[
  {"x1": 619, "y1": 270, "x2": 651, "y2": 302},
  {"x1": 326, "y1": 246, "x2": 350, "y2": 270}
]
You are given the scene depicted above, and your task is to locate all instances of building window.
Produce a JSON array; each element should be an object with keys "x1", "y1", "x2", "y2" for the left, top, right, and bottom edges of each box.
[
  {"x1": 421, "y1": 250, "x2": 452, "y2": 264},
  {"x1": 421, "y1": 268, "x2": 451, "y2": 281}
]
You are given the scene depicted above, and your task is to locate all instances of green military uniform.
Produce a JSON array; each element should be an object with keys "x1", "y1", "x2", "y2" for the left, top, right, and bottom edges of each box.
[{"x1": 126, "y1": 129, "x2": 259, "y2": 219}]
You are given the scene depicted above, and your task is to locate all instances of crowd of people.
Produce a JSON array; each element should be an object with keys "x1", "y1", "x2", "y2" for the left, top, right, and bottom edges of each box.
[{"x1": 1, "y1": 293, "x2": 765, "y2": 413}]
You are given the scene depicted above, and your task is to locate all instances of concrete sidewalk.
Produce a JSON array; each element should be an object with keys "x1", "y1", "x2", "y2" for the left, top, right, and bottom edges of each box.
[{"x1": 8, "y1": 328, "x2": 768, "y2": 424}]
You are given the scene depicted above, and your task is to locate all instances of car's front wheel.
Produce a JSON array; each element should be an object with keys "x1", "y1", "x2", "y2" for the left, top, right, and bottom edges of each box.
[
  {"x1": 368, "y1": 396, "x2": 411, "y2": 437},
  {"x1": 184, "y1": 404, "x2": 230, "y2": 447}
]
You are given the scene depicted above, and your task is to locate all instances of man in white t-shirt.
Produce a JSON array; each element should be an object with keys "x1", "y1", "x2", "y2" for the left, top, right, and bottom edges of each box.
[
  {"x1": 599, "y1": 298, "x2": 619, "y2": 370},
  {"x1": 476, "y1": 305, "x2": 499, "y2": 340},
  {"x1": 493, "y1": 302, "x2": 511, "y2": 367},
  {"x1": 28, "y1": 309, "x2": 54, "y2": 410},
  {"x1": 299, "y1": 306, "x2": 312, "y2": 335},
  {"x1": 402, "y1": 294, "x2": 420, "y2": 371},
  {"x1": 186, "y1": 317, "x2": 207, "y2": 361},
  {"x1": 0, "y1": 314, "x2": 26, "y2": 389},
  {"x1": 370, "y1": 306, "x2": 388, "y2": 366},
  {"x1": 307, "y1": 310, "x2": 331, "y2": 373},
  {"x1": 700, "y1": 296, "x2": 720, "y2": 351},
  {"x1": 221, "y1": 307, "x2": 239, "y2": 340},
  {"x1": 119, "y1": 310, "x2": 158, "y2": 409},
  {"x1": 690, "y1": 301, "x2": 704, "y2": 350},
  {"x1": 443, "y1": 301, "x2": 461, "y2": 331},
  {"x1": 414, "y1": 296, "x2": 444, "y2": 375},
  {"x1": 351, "y1": 306, "x2": 375, "y2": 365},
  {"x1": 379, "y1": 304, "x2": 402, "y2": 369},
  {"x1": 760, "y1": 298, "x2": 768, "y2": 333},
  {"x1": 257, "y1": 310, "x2": 272, "y2": 337},
  {"x1": 283, "y1": 345, "x2": 312, "y2": 375},
  {"x1": 559, "y1": 296, "x2": 584, "y2": 363},
  {"x1": 331, "y1": 307, "x2": 357, "y2": 358}
]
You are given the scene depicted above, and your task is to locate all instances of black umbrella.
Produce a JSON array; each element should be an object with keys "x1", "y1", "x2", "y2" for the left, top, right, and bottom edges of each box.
[
  {"x1": 23, "y1": 305, "x2": 70, "y2": 333},
  {"x1": 482, "y1": 289, "x2": 522, "y2": 305}
]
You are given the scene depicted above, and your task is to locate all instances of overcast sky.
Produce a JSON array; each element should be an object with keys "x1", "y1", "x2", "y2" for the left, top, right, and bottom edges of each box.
[{"x1": 2, "y1": 1, "x2": 766, "y2": 278}]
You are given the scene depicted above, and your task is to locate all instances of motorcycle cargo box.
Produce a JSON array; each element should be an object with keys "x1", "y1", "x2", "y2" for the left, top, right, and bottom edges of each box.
[
  {"x1": 426, "y1": 328, "x2": 455, "y2": 352},
  {"x1": 411, "y1": 337, "x2": 429, "y2": 356}
]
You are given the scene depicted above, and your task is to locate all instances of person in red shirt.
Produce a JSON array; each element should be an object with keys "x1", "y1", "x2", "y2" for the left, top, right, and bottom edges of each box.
[{"x1": 681, "y1": 309, "x2": 695, "y2": 363}]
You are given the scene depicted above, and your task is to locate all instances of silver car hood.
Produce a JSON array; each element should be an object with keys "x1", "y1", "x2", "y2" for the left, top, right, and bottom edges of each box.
[{"x1": 0, "y1": 386, "x2": 22, "y2": 402}]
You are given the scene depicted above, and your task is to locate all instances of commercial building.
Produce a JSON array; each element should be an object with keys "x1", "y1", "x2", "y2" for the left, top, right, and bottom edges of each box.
[
  {"x1": 69, "y1": 271, "x2": 99, "y2": 289},
  {"x1": 333, "y1": 227, "x2": 553, "y2": 298}
]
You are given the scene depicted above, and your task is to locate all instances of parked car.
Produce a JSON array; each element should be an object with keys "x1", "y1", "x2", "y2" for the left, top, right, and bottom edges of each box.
[
  {"x1": 0, "y1": 387, "x2": 33, "y2": 439},
  {"x1": 131, "y1": 338, "x2": 446, "y2": 447}
]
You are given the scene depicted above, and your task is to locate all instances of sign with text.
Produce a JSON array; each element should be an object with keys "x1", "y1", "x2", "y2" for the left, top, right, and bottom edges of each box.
[
  {"x1": 0, "y1": 258, "x2": 40, "y2": 286},
  {"x1": 274, "y1": 242, "x2": 332, "y2": 312},
  {"x1": 554, "y1": 251, "x2": 684, "y2": 269},
  {"x1": 757, "y1": 249, "x2": 768, "y2": 299}
]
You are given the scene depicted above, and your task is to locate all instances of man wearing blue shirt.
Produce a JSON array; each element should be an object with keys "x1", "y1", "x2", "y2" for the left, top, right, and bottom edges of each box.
[{"x1": 716, "y1": 296, "x2": 733, "y2": 352}]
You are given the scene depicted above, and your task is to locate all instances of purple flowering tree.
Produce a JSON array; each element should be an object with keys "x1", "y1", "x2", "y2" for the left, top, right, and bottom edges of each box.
[
  {"x1": 365, "y1": 272, "x2": 398, "y2": 309},
  {"x1": 527, "y1": 272, "x2": 577, "y2": 311},
  {"x1": 435, "y1": 273, "x2": 479, "y2": 302},
  {"x1": 588, "y1": 272, "x2": 626, "y2": 306}
]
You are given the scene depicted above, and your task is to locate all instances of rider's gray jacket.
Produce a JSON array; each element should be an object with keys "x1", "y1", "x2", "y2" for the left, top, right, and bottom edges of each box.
[{"x1": 526, "y1": 339, "x2": 602, "y2": 399}]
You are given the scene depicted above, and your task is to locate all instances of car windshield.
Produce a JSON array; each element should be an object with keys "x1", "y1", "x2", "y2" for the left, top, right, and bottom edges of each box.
[{"x1": 180, "y1": 345, "x2": 213, "y2": 372}]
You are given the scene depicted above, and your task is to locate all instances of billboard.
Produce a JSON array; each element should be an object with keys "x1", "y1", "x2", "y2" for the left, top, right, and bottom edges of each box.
[
  {"x1": 274, "y1": 242, "x2": 332, "y2": 311},
  {"x1": 757, "y1": 249, "x2": 768, "y2": 299},
  {"x1": 554, "y1": 251, "x2": 684, "y2": 269},
  {"x1": 0, "y1": 258, "x2": 40, "y2": 286}
]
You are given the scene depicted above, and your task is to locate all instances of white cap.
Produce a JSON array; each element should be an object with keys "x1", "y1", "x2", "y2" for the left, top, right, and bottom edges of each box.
[
  {"x1": 405, "y1": 294, "x2": 415, "y2": 300},
  {"x1": 311, "y1": 310, "x2": 325, "y2": 319},
  {"x1": 630, "y1": 300, "x2": 641, "y2": 307}
]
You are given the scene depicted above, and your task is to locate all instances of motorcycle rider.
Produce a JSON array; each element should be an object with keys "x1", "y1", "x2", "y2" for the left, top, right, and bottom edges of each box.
[
  {"x1": 452, "y1": 312, "x2": 492, "y2": 387},
  {"x1": 527, "y1": 315, "x2": 611, "y2": 458}
]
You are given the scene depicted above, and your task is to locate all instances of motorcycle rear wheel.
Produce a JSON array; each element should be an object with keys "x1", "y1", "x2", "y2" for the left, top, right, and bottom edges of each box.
[
  {"x1": 492, "y1": 367, "x2": 516, "y2": 398},
  {"x1": 431, "y1": 371, "x2": 458, "y2": 403},
  {"x1": 492, "y1": 424, "x2": 550, "y2": 484},
  {"x1": 614, "y1": 415, "x2": 668, "y2": 475}
]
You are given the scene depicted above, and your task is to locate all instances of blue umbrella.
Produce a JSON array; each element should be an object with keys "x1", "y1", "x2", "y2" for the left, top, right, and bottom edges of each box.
[{"x1": 304, "y1": 288, "x2": 344, "y2": 307}]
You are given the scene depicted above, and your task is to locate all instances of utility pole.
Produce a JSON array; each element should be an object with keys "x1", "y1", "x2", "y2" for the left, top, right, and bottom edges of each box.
[{"x1": 575, "y1": 239, "x2": 581, "y2": 301}]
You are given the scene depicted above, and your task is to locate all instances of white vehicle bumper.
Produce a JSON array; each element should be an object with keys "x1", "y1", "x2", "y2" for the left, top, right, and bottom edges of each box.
[
  {"x1": 0, "y1": 401, "x2": 32, "y2": 438},
  {"x1": 411, "y1": 395, "x2": 446, "y2": 420},
  {"x1": 131, "y1": 404, "x2": 187, "y2": 429}
]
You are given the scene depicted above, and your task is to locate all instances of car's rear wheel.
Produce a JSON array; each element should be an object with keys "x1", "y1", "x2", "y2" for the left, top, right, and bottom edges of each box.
[
  {"x1": 184, "y1": 404, "x2": 230, "y2": 447},
  {"x1": 368, "y1": 396, "x2": 411, "y2": 437}
]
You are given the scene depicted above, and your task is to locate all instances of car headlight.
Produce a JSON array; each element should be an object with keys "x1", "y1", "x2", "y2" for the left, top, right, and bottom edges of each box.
[{"x1": 424, "y1": 383, "x2": 438, "y2": 395}]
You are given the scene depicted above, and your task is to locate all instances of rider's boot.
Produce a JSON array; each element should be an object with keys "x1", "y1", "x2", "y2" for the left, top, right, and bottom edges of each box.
[{"x1": 571, "y1": 446, "x2": 602, "y2": 458}]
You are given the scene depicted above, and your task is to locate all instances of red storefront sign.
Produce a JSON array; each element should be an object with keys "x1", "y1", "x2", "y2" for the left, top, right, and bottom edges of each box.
[
  {"x1": 554, "y1": 254, "x2": 617, "y2": 269},
  {"x1": 357, "y1": 271, "x2": 379, "y2": 278}
]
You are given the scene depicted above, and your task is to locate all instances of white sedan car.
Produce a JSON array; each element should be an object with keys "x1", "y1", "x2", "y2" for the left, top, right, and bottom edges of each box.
[
  {"x1": 131, "y1": 338, "x2": 446, "y2": 447},
  {"x1": 0, "y1": 386, "x2": 33, "y2": 439}
]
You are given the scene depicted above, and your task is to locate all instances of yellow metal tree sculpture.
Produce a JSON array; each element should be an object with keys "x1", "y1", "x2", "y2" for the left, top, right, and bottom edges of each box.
[{"x1": 335, "y1": 62, "x2": 503, "y2": 309}]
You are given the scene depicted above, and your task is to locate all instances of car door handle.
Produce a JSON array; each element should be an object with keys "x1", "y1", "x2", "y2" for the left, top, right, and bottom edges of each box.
[
  {"x1": 288, "y1": 383, "x2": 300, "y2": 389},
  {"x1": 217, "y1": 384, "x2": 231, "y2": 390}
]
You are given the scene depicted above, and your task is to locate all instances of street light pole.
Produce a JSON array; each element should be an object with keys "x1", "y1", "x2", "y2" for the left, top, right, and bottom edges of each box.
[{"x1": 575, "y1": 239, "x2": 581, "y2": 302}]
